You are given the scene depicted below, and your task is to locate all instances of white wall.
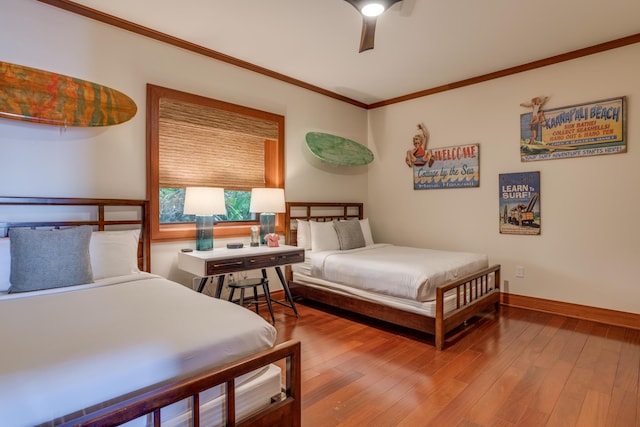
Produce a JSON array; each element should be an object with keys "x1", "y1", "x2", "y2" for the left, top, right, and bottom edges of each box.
[
  {"x1": 367, "y1": 44, "x2": 640, "y2": 315},
  {"x1": 0, "y1": 0, "x2": 368, "y2": 286},
  {"x1": 2, "y1": 1, "x2": 637, "y2": 314}
]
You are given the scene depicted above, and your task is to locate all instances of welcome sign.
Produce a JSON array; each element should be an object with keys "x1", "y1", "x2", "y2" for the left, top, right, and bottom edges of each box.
[
  {"x1": 520, "y1": 96, "x2": 626, "y2": 162},
  {"x1": 413, "y1": 143, "x2": 479, "y2": 190}
]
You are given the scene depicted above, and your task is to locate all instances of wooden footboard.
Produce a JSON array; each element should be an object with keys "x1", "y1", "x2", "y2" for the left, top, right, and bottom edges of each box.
[
  {"x1": 290, "y1": 265, "x2": 500, "y2": 350},
  {"x1": 50, "y1": 340, "x2": 301, "y2": 427},
  {"x1": 435, "y1": 264, "x2": 501, "y2": 350}
]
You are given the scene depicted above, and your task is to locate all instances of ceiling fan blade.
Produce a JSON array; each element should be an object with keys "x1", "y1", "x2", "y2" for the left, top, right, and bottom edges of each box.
[
  {"x1": 344, "y1": 0, "x2": 403, "y2": 52},
  {"x1": 399, "y1": 0, "x2": 415, "y2": 16},
  {"x1": 359, "y1": 16, "x2": 377, "y2": 52}
]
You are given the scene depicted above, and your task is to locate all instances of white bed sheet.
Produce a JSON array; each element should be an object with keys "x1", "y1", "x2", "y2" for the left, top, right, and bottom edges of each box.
[
  {"x1": 0, "y1": 273, "x2": 277, "y2": 426},
  {"x1": 291, "y1": 269, "x2": 495, "y2": 318},
  {"x1": 0, "y1": 273, "x2": 152, "y2": 300},
  {"x1": 310, "y1": 244, "x2": 489, "y2": 302}
]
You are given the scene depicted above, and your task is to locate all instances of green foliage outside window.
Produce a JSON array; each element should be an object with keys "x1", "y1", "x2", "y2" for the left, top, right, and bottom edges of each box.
[{"x1": 160, "y1": 188, "x2": 253, "y2": 224}]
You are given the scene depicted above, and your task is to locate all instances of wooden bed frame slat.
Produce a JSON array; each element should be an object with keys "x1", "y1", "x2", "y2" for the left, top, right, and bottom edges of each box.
[
  {"x1": 0, "y1": 197, "x2": 151, "y2": 272},
  {"x1": 285, "y1": 201, "x2": 501, "y2": 350},
  {"x1": 285, "y1": 201, "x2": 363, "y2": 247},
  {"x1": 56, "y1": 341, "x2": 301, "y2": 427}
]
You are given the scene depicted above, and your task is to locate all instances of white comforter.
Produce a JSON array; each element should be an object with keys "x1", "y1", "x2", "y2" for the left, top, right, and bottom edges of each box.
[
  {"x1": 311, "y1": 244, "x2": 488, "y2": 302},
  {"x1": 0, "y1": 273, "x2": 277, "y2": 427}
]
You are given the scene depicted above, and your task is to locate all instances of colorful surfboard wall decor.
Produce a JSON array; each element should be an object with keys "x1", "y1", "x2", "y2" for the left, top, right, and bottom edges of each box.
[
  {"x1": 0, "y1": 61, "x2": 137, "y2": 127},
  {"x1": 305, "y1": 132, "x2": 374, "y2": 166}
]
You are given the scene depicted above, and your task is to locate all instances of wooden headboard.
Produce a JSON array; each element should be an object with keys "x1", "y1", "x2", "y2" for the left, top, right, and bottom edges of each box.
[
  {"x1": 0, "y1": 197, "x2": 151, "y2": 272},
  {"x1": 285, "y1": 201, "x2": 363, "y2": 246}
]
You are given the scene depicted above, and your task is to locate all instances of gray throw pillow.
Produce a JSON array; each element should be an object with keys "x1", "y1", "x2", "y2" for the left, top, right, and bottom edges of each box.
[
  {"x1": 333, "y1": 219, "x2": 366, "y2": 250},
  {"x1": 9, "y1": 226, "x2": 94, "y2": 293}
]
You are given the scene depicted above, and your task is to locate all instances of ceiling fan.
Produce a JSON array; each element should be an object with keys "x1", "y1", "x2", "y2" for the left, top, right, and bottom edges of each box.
[{"x1": 344, "y1": 0, "x2": 404, "y2": 52}]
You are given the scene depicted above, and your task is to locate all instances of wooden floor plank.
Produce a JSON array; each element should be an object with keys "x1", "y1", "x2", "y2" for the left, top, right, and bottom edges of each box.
[
  {"x1": 576, "y1": 389, "x2": 611, "y2": 426},
  {"x1": 546, "y1": 395, "x2": 585, "y2": 427},
  {"x1": 529, "y1": 359, "x2": 575, "y2": 417},
  {"x1": 494, "y1": 365, "x2": 546, "y2": 424},
  {"x1": 466, "y1": 364, "x2": 528, "y2": 425},
  {"x1": 517, "y1": 406, "x2": 551, "y2": 427},
  {"x1": 265, "y1": 298, "x2": 639, "y2": 426},
  {"x1": 606, "y1": 387, "x2": 631, "y2": 426}
]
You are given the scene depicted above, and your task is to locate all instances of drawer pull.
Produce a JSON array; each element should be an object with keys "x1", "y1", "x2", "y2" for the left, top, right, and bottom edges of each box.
[{"x1": 213, "y1": 261, "x2": 243, "y2": 268}]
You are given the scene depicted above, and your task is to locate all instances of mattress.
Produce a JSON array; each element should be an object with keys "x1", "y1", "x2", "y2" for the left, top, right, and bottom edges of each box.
[
  {"x1": 308, "y1": 244, "x2": 489, "y2": 302},
  {"x1": 293, "y1": 271, "x2": 444, "y2": 317},
  {"x1": 0, "y1": 273, "x2": 277, "y2": 426}
]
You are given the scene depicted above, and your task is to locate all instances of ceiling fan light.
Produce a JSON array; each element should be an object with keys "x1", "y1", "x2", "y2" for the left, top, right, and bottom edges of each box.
[{"x1": 361, "y1": 3, "x2": 385, "y2": 16}]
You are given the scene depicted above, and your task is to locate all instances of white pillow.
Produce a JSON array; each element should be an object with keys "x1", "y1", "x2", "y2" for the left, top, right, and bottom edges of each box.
[
  {"x1": 0, "y1": 238, "x2": 10, "y2": 292},
  {"x1": 360, "y1": 218, "x2": 374, "y2": 246},
  {"x1": 296, "y1": 219, "x2": 311, "y2": 250},
  {"x1": 309, "y1": 221, "x2": 340, "y2": 252},
  {"x1": 90, "y1": 229, "x2": 141, "y2": 280}
]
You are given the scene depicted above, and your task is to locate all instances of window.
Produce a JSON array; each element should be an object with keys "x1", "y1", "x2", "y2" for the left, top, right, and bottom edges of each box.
[
  {"x1": 159, "y1": 188, "x2": 251, "y2": 224},
  {"x1": 147, "y1": 84, "x2": 284, "y2": 242}
]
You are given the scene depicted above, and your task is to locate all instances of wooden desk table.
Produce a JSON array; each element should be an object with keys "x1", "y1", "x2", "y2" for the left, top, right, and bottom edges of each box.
[{"x1": 177, "y1": 245, "x2": 304, "y2": 316}]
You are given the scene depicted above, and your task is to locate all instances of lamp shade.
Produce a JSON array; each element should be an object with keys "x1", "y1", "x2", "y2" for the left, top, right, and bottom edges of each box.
[
  {"x1": 183, "y1": 187, "x2": 227, "y2": 216},
  {"x1": 249, "y1": 188, "x2": 285, "y2": 213}
]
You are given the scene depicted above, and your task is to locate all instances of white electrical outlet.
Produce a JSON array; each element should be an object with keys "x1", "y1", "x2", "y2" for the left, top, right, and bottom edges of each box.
[{"x1": 516, "y1": 266, "x2": 525, "y2": 278}]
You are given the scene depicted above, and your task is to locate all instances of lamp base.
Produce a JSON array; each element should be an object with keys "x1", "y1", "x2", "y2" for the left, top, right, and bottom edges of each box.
[
  {"x1": 195, "y1": 215, "x2": 213, "y2": 251},
  {"x1": 259, "y1": 212, "x2": 276, "y2": 245}
]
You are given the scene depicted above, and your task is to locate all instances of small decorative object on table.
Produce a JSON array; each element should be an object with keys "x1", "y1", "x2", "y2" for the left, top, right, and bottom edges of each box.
[
  {"x1": 265, "y1": 233, "x2": 279, "y2": 247},
  {"x1": 250, "y1": 225, "x2": 260, "y2": 247}
]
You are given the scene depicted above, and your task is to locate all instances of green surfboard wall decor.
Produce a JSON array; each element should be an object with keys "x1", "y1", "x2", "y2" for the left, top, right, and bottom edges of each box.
[{"x1": 305, "y1": 132, "x2": 374, "y2": 166}]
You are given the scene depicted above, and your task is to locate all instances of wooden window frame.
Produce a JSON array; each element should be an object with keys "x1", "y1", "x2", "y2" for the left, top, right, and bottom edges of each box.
[{"x1": 146, "y1": 84, "x2": 285, "y2": 243}]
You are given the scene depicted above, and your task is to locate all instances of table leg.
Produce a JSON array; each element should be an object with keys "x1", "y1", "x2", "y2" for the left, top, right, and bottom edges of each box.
[
  {"x1": 214, "y1": 275, "x2": 225, "y2": 299},
  {"x1": 196, "y1": 277, "x2": 208, "y2": 293},
  {"x1": 274, "y1": 266, "x2": 299, "y2": 317},
  {"x1": 197, "y1": 275, "x2": 226, "y2": 297}
]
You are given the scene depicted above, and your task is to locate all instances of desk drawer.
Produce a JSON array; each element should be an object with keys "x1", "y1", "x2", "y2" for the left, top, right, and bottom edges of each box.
[
  {"x1": 244, "y1": 251, "x2": 305, "y2": 269},
  {"x1": 204, "y1": 249, "x2": 305, "y2": 275},
  {"x1": 206, "y1": 257, "x2": 245, "y2": 275},
  {"x1": 244, "y1": 254, "x2": 280, "y2": 269},
  {"x1": 277, "y1": 251, "x2": 305, "y2": 265}
]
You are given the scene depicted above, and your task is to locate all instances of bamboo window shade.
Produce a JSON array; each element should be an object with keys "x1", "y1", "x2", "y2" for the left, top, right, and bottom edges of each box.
[{"x1": 158, "y1": 98, "x2": 279, "y2": 191}]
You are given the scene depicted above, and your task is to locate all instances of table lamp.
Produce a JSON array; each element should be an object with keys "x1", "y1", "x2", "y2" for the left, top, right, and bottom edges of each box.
[
  {"x1": 249, "y1": 188, "x2": 285, "y2": 245},
  {"x1": 183, "y1": 187, "x2": 227, "y2": 251}
]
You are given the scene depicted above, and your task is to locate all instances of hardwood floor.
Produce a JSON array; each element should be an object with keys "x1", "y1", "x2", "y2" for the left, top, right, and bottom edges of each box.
[{"x1": 266, "y1": 297, "x2": 640, "y2": 427}]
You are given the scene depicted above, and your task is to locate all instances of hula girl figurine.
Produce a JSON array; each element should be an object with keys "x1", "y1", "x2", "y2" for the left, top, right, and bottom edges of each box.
[{"x1": 405, "y1": 122, "x2": 434, "y2": 167}]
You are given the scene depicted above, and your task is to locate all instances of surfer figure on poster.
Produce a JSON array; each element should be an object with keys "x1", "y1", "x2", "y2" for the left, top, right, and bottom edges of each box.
[
  {"x1": 520, "y1": 96, "x2": 548, "y2": 145},
  {"x1": 405, "y1": 122, "x2": 434, "y2": 167}
]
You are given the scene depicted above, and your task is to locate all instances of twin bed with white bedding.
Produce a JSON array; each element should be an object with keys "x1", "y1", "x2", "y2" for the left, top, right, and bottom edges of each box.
[
  {"x1": 0, "y1": 197, "x2": 301, "y2": 427},
  {"x1": 285, "y1": 201, "x2": 501, "y2": 350}
]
